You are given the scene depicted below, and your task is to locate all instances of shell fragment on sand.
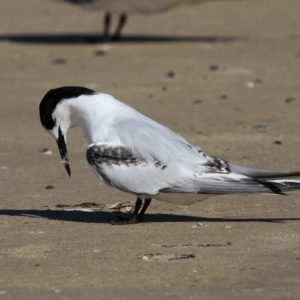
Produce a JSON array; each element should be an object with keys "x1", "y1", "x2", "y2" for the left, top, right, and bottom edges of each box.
[{"x1": 55, "y1": 201, "x2": 134, "y2": 212}]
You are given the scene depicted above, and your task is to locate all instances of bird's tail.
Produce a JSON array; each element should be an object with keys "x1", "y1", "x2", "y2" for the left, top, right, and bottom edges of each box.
[
  {"x1": 229, "y1": 164, "x2": 300, "y2": 194},
  {"x1": 229, "y1": 164, "x2": 300, "y2": 179}
]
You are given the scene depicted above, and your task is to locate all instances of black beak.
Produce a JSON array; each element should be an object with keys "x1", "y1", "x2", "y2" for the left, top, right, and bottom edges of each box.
[{"x1": 57, "y1": 126, "x2": 71, "y2": 177}]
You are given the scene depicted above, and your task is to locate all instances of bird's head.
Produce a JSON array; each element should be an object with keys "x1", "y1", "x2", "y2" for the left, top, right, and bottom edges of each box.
[{"x1": 39, "y1": 86, "x2": 95, "y2": 177}]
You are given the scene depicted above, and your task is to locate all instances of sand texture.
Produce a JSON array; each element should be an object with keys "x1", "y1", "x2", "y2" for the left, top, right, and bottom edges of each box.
[{"x1": 1, "y1": 0, "x2": 300, "y2": 299}]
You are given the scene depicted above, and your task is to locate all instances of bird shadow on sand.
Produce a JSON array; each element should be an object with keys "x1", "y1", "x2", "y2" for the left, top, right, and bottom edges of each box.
[
  {"x1": 0, "y1": 33, "x2": 246, "y2": 44},
  {"x1": 0, "y1": 209, "x2": 299, "y2": 224}
]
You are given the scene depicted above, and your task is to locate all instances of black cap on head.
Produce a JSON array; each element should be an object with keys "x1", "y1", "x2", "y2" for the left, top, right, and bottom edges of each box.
[{"x1": 39, "y1": 86, "x2": 95, "y2": 130}]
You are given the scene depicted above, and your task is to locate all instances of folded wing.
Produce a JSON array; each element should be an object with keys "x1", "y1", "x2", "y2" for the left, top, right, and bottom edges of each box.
[{"x1": 86, "y1": 118, "x2": 300, "y2": 197}]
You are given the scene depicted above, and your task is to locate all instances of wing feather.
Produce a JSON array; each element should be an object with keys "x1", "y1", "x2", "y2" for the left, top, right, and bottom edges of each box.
[{"x1": 86, "y1": 114, "x2": 300, "y2": 199}]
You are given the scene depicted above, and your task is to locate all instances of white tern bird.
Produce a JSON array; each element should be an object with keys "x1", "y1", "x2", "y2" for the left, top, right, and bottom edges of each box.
[
  {"x1": 58, "y1": 0, "x2": 241, "y2": 41},
  {"x1": 39, "y1": 86, "x2": 300, "y2": 224}
]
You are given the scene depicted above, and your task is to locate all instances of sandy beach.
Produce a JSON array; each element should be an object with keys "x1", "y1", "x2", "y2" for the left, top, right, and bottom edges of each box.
[{"x1": 1, "y1": 0, "x2": 300, "y2": 298}]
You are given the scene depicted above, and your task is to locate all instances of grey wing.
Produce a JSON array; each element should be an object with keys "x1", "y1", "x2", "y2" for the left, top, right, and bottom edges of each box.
[
  {"x1": 88, "y1": 118, "x2": 300, "y2": 196},
  {"x1": 86, "y1": 142, "x2": 300, "y2": 196},
  {"x1": 85, "y1": 142, "x2": 235, "y2": 195},
  {"x1": 86, "y1": 143, "x2": 181, "y2": 195},
  {"x1": 113, "y1": 118, "x2": 209, "y2": 165},
  {"x1": 162, "y1": 173, "x2": 300, "y2": 195}
]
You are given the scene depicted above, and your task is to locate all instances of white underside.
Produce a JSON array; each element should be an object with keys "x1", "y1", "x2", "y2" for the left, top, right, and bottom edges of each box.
[{"x1": 142, "y1": 193, "x2": 215, "y2": 205}]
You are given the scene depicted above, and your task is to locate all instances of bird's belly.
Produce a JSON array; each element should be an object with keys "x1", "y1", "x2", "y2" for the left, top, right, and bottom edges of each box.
[{"x1": 151, "y1": 193, "x2": 215, "y2": 205}]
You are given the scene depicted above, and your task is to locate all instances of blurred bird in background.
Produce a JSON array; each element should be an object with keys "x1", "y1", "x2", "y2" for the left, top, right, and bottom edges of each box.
[{"x1": 58, "y1": 0, "x2": 241, "y2": 41}]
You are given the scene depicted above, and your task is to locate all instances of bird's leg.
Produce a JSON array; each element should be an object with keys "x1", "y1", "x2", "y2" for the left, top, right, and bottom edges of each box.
[
  {"x1": 111, "y1": 197, "x2": 151, "y2": 225},
  {"x1": 103, "y1": 12, "x2": 111, "y2": 42},
  {"x1": 112, "y1": 13, "x2": 127, "y2": 41},
  {"x1": 111, "y1": 197, "x2": 142, "y2": 225},
  {"x1": 136, "y1": 197, "x2": 152, "y2": 222}
]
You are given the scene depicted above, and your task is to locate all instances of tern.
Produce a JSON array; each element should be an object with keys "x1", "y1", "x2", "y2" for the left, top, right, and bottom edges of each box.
[
  {"x1": 39, "y1": 86, "x2": 300, "y2": 224},
  {"x1": 58, "y1": 0, "x2": 241, "y2": 41}
]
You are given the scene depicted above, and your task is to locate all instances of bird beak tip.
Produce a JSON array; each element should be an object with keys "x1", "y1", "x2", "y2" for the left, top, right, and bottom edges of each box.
[
  {"x1": 63, "y1": 161, "x2": 72, "y2": 178},
  {"x1": 56, "y1": 127, "x2": 71, "y2": 178}
]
